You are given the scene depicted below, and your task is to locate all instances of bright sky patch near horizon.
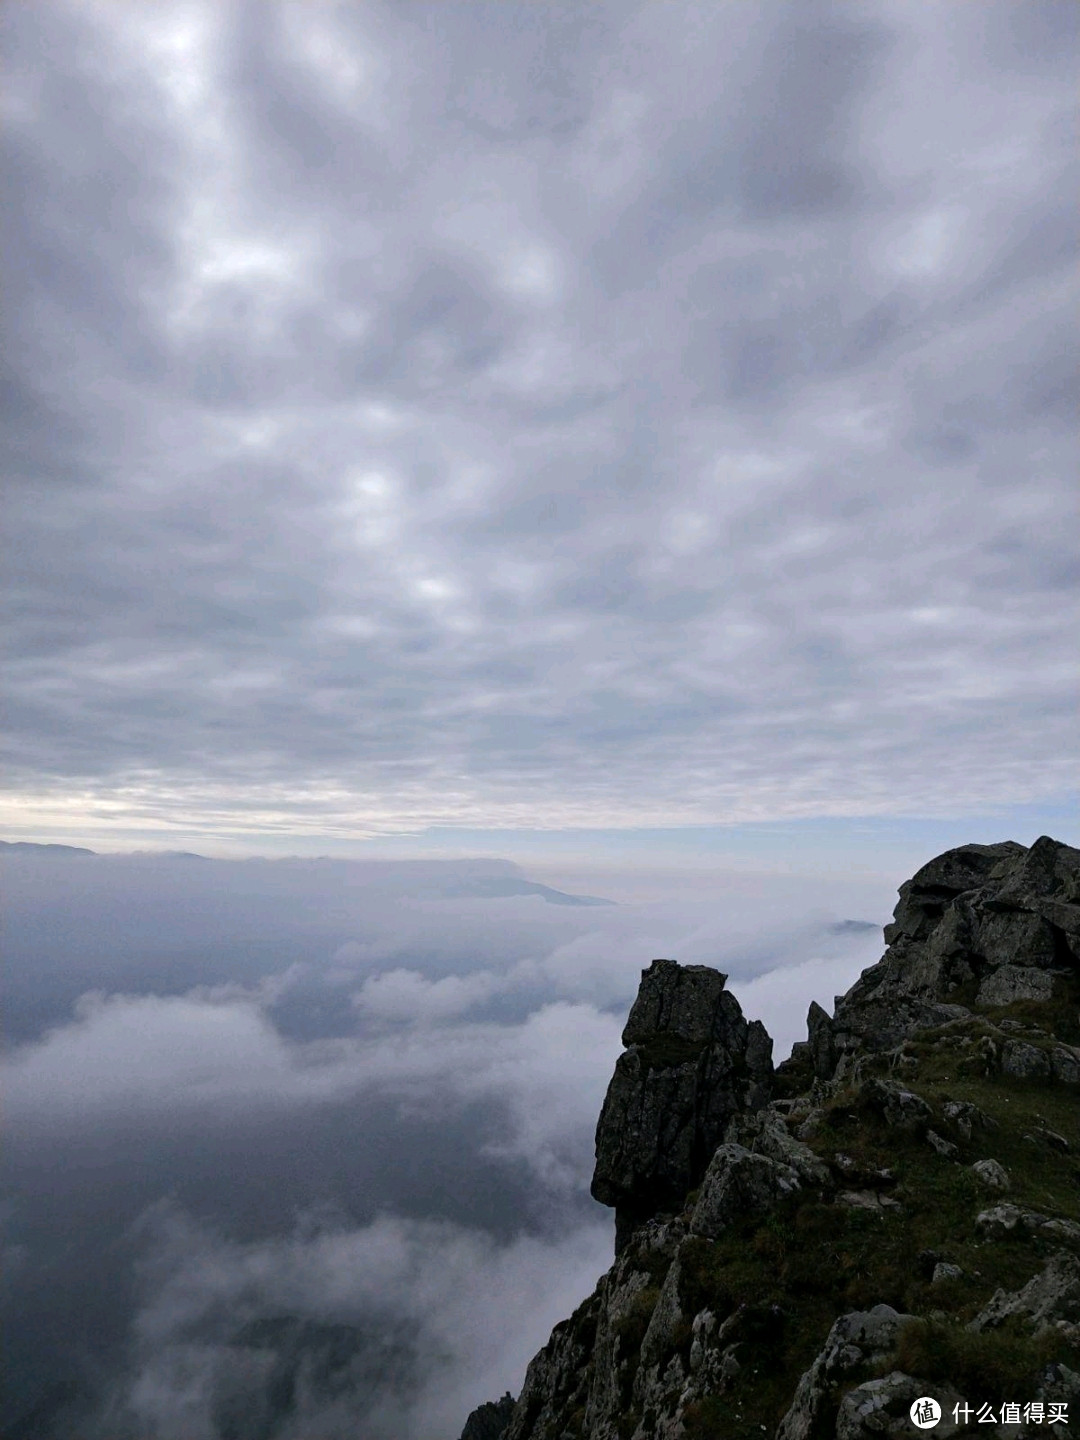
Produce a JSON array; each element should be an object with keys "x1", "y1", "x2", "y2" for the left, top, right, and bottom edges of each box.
[{"x1": 3, "y1": 0, "x2": 1077, "y2": 864}]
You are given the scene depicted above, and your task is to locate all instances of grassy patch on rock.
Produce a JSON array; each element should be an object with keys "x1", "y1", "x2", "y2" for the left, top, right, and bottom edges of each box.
[
  {"x1": 613, "y1": 1285, "x2": 662, "y2": 1353},
  {"x1": 891, "y1": 1316, "x2": 1072, "y2": 1406}
]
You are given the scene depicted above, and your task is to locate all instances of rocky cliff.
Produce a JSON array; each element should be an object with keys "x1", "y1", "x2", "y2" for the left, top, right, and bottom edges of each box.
[{"x1": 458, "y1": 837, "x2": 1080, "y2": 1439}]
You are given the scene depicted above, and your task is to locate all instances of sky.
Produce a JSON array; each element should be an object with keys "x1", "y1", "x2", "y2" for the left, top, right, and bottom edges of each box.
[
  {"x1": 2, "y1": 2, "x2": 1077, "y2": 1437},
  {"x1": 1, "y1": 0, "x2": 1076, "y2": 863}
]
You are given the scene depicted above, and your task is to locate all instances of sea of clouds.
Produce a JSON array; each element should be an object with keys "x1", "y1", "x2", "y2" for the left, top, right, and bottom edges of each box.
[{"x1": 2, "y1": 848, "x2": 894, "y2": 1438}]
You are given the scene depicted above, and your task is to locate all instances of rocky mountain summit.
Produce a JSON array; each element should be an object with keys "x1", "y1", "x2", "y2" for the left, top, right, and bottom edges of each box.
[{"x1": 458, "y1": 837, "x2": 1080, "y2": 1439}]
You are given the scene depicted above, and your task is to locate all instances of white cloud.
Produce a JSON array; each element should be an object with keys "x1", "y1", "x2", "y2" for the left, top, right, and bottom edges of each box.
[
  {"x1": 3, "y1": 979, "x2": 623, "y2": 1184},
  {"x1": 731, "y1": 947, "x2": 883, "y2": 1062},
  {"x1": 351, "y1": 967, "x2": 503, "y2": 1023},
  {"x1": 469, "y1": 1002, "x2": 624, "y2": 1189},
  {"x1": 4, "y1": 990, "x2": 348, "y2": 1122},
  {"x1": 100, "y1": 1201, "x2": 613, "y2": 1440}
]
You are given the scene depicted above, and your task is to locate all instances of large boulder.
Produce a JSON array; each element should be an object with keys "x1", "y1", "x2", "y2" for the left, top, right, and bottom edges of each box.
[
  {"x1": 977, "y1": 963, "x2": 1055, "y2": 1005},
  {"x1": 683, "y1": 1101, "x2": 832, "y2": 1243},
  {"x1": 975, "y1": 1204, "x2": 1080, "y2": 1244},
  {"x1": 776, "y1": 1306, "x2": 914, "y2": 1440},
  {"x1": 725, "y1": 1106, "x2": 832, "y2": 1186},
  {"x1": 969, "y1": 1251, "x2": 1080, "y2": 1335},
  {"x1": 836, "y1": 1372, "x2": 965, "y2": 1438},
  {"x1": 689, "y1": 1143, "x2": 802, "y2": 1239},
  {"x1": 591, "y1": 959, "x2": 772, "y2": 1249}
]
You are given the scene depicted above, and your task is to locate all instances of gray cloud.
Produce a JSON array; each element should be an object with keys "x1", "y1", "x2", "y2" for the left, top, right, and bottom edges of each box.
[
  {"x1": 92, "y1": 1202, "x2": 613, "y2": 1440},
  {"x1": 2, "y1": 849, "x2": 893, "y2": 1043},
  {"x1": 2, "y1": 0, "x2": 1076, "y2": 843}
]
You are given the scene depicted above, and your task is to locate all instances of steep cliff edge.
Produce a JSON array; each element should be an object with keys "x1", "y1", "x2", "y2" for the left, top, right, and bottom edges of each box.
[{"x1": 458, "y1": 837, "x2": 1080, "y2": 1440}]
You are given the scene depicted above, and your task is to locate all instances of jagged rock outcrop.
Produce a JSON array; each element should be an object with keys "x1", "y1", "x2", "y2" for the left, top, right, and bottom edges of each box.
[
  {"x1": 775, "y1": 1305, "x2": 916, "y2": 1439},
  {"x1": 690, "y1": 1144, "x2": 801, "y2": 1240},
  {"x1": 688, "y1": 1109, "x2": 831, "y2": 1243},
  {"x1": 591, "y1": 959, "x2": 773, "y2": 1250},
  {"x1": 970, "y1": 1251, "x2": 1080, "y2": 1336},
  {"x1": 806, "y1": 836, "x2": 1080, "y2": 1079},
  {"x1": 459, "y1": 836, "x2": 1080, "y2": 1440},
  {"x1": 836, "y1": 1372, "x2": 967, "y2": 1439},
  {"x1": 459, "y1": 1393, "x2": 517, "y2": 1440}
]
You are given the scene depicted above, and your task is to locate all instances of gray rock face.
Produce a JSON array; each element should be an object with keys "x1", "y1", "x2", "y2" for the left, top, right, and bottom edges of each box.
[
  {"x1": 926, "y1": 1129, "x2": 960, "y2": 1158},
  {"x1": 808, "y1": 837, "x2": 1080, "y2": 1077},
  {"x1": 1039, "y1": 1361, "x2": 1080, "y2": 1407},
  {"x1": 726, "y1": 1106, "x2": 832, "y2": 1186},
  {"x1": 1051, "y1": 1043, "x2": 1080, "y2": 1086},
  {"x1": 689, "y1": 1143, "x2": 801, "y2": 1239},
  {"x1": 807, "y1": 999, "x2": 837, "y2": 1079},
  {"x1": 941, "y1": 1099, "x2": 997, "y2": 1140},
  {"x1": 688, "y1": 1106, "x2": 834, "y2": 1240},
  {"x1": 855, "y1": 1077, "x2": 934, "y2": 1134},
  {"x1": 970, "y1": 1251, "x2": 1080, "y2": 1335},
  {"x1": 975, "y1": 1204, "x2": 1080, "y2": 1244},
  {"x1": 971, "y1": 1158, "x2": 1010, "y2": 1190},
  {"x1": 631, "y1": 1247, "x2": 689, "y2": 1411},
  {"x1": 776, "y1": 1306, "x2": 912, "y2": 1440},
  {"x1": 836, "y1": 1372, "x2": 965, "y2": 1439},
  {"x1": 590, "y1": 959, "x2": 772, "y2": 1246},
  {"x1": 977, "y1": 963, "x2": 1055, "y2": 1005},
  {"x1": 1001, "y1": 1038, "x2": 1052, "y2": 1080},
  {"x1": 458, "y1": 1392, "x2": 515, "y2": 1440},
  {"x1": 837, "y1": 1188, "x2": 901, "y2": 1211}
]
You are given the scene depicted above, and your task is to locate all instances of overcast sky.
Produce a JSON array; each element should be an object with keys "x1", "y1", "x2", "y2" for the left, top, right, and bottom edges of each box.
[{"x1": 3, "y1": 0, "x2": 1077, "y2": 863}]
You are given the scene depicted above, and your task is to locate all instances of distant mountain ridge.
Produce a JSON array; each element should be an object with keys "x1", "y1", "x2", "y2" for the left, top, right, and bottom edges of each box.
[
  {"x1": 445, "y1": 874, "x2": 615, "y2": 906},
  {"x1": 0, "y1": 841, "x2": 614, "y2": 906},
  {"x1": 0, "y1": 839, "x2": 96, "y2": 857}
]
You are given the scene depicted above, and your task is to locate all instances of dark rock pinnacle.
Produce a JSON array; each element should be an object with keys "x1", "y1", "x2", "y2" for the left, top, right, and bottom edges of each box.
[{"x1": 590, "y1": 958, "x2": 773, "y2": 1250}]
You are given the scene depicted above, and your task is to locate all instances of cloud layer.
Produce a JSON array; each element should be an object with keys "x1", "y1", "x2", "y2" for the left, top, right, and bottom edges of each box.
[
  {"x1": 3, "y1": 0, "x2": 1077, "y2": 845},
  {"x1": 3, "y1": 849, "x2": 891, "y2": 1436},
  {"x1": 95, "y1": 1204, "x2": 613, "y2": 1440}
]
